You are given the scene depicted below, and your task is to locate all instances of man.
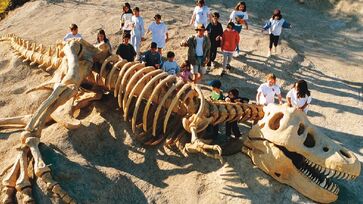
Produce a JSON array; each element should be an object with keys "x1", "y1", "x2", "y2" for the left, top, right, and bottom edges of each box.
[
  {"x1": 63, "y1": 24, "x2": 82, "y2": 41},
  {"x1": 116, "y1": 33, "x2": 136, "y2": 62},
  {"x1": 146, "y1": 14, "x2": 168, "y2": 55},
  {"x1": 142, "y1": 42, "x2": 161, "y2": 68},
  {"x1": 180, "y1": 24, "x2": 211, "y2": 83}
]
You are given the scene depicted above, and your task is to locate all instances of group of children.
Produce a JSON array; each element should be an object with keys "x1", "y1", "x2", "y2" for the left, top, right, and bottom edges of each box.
[
  {"x1": 209, "y1": 74, "x2": 312, "y2": 139},
  {"x1": 62, "y1": 1, "x2": 311, "y2": 139}
]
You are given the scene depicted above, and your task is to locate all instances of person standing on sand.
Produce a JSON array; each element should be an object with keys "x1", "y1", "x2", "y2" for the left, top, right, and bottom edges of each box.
[
  {"x1": 180, "y1": 24, "x2": 211, "y2": 83},
  {"x1": 190, "y1": 0, "x2": 211, "y2": 28},
  {"x1": 229, "y1": 1, "x2": 249, "y2": 57},
  {"x1": 206, "y1": 12, "x2": 223, "y2": 69},
  {"x1": 256, "y1": 73, "x2": 283, "y2": 105},
  {"x1": 120, "y1": 3, "x2": 133, "y2": 36},
  {"x1": 63, "y1": 24, "x2": 82, "y2": 41},
  {"x1": 221, "y1": 22, "x2": 240, "y2": 73},
  {"x1": 262, "y1": 9, "x2": 291, "y2": 57},
  {"x1": 131, "y1": 7, "x2": 145, "y2": 60},
  {"x1": 146, "y1": 14, "x2": 169, "y2": 55},
  {"x1": 287, "y1": 80, "x2": 312, "y2": 114}
]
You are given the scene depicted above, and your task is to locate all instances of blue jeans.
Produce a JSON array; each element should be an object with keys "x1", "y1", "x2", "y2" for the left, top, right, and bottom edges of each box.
[{"x1": 234, "y1": 25, "x2": 243, "y2": 52}]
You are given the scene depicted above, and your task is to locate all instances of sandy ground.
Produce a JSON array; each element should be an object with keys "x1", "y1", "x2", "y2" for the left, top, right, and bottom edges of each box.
[{"x1": 0, "y1": 0, "x2": 362, "y2": 203}]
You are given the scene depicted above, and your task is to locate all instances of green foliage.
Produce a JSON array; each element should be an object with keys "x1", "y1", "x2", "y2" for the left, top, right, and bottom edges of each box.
[{"x1": 0, "y1": 0, "x2": 10, "y2": 14}]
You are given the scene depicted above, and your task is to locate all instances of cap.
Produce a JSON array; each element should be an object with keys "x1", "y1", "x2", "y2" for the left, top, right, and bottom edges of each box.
[
  {"x1": 195, "y1": 24, "x2": 206, "y2": 31},
  {"x1": 209, "y1": 80, "x2": 222, "y2": 89},
  {"x1": 151, "y1": 42, "x2": 157, "y2": 48}
]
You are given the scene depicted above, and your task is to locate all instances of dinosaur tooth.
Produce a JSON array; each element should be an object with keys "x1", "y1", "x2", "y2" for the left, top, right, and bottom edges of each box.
[
  {"x1": 327, "y1": 170, "x2": 335, "y2": 178},
  {"x1": 320, "y1": 179, "x2": 326, "y2": 188}
]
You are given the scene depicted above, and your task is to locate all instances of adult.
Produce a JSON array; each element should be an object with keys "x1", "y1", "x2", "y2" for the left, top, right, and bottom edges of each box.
[
  {"x1": 63, "y1": 24, "x2": 82, "y2": 41},
  {"x1": 116, "y1": 33, "x2": 136, "y2": 62},
  {"x1": 146, "y1": 14, "x2": 168, "y2": 55},
  {"x1": 180, "y1": 24, "x2": 211, "y2": 83},
  {"x1": 120, "y1": 3, "x2": 133, "y2": 36},
  {"x1": 190, "y1": 0, "x2": 211, "y2": 28}
]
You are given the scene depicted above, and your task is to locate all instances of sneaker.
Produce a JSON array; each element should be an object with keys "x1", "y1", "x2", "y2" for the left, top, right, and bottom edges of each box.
[
  {"x1": 211, "y1": 61, "x2": 216, "y2": 68},
  {"x1": 226, "y1": 64, "x2": 232, "y2": 70},
  {"x1": 206, "y1": 66, "x2": 211, "y2": 72},
  {"x1": 267, "y1": 50, "x2": 271, "y2": 57},
  {"x1": 233, "y1": 51, "x2": 239, "y2": 57}
]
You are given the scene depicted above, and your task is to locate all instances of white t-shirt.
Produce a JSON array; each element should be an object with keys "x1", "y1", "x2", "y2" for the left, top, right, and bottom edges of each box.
[
  {"x1": 193, "y1": 6, "x2": 210, "y2": 27},
  {"x1": 287, "y1": 89, "x2": 312, "y2": 113},
  {"x1": 268, "y1": 18, "x2": 286, "y2": 36},
  {"x1": 229, "y1": 11, "x2": 248, "y2": 27},
  {"x1": 131, "y1": 16, "x2": 145, "y2": 37},
  {"x1": 257, "y1": 83, "x2": 281, "y2": 105},
  {"x1": 196, "y1": 36, "x2": 204, "y2": 57},
  {"x1": 121, "y1": 13, "x2": 133, "y2": 31},
  {"x1": 63, "y1": 33, "x2": 82, "y2": 41},
  {"x1": 148, "y1": 22, "x2": 168, "y2": 48}
]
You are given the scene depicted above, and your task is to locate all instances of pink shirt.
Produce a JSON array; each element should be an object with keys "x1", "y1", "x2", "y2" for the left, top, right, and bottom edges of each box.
[{"x1": 179, "y1": 70, "x2": 192, "y2": 82}]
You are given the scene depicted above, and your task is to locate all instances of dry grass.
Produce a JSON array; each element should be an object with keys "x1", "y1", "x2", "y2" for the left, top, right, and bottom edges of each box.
[{"x1": 0, "y1": 0, "x2": 10, "y2": 14}]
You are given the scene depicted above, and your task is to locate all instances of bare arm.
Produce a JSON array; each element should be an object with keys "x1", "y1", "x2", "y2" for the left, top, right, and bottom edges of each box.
[
  {"x1": 287, "y1": 97, "x2": 292, "y2": 107},
  {"x1": 256, "y1": 92, "x2": 261, "y2": 104},
  {"x1": 165, "y1": 32, "x2": 169, "y2": 42},
  {"x1": 190, "y1": 13, "x2": 196, "y2": 25},
  {"x1": 277, "y1": 94, "x2": 283, "y2": 104}
]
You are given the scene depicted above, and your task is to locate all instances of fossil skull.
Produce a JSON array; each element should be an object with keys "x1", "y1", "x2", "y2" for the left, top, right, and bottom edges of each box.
[{"x1": 244, "y1": 104, "x2": 360, "y2": 203}]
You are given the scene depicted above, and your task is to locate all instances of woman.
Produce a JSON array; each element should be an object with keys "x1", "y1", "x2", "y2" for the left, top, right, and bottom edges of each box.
[
  {"x1": 287, "y1": 80, "x2": 312, "y2": 114},
  {"x1": 206, "y1": 12, "x2": 223, "y2": 69},
  {"x1": 229, "y1": 1, "x2": 249, "y2": 56}
]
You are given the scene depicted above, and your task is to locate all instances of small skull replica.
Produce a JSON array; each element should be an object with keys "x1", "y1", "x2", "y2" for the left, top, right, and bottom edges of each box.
[{"x1": 243, "y1": 104, "x2": 360, "y2": 203}]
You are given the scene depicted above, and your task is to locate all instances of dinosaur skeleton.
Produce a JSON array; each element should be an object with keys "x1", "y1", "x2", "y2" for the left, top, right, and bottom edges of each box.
[{"x1": 0, "y1": 34, "x2": 360, "y2": 203}]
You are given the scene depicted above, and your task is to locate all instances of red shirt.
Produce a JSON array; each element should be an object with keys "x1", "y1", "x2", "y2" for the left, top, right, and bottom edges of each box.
[{"x1": 221, "y1": 29, "x2": 240, "y2": 52}]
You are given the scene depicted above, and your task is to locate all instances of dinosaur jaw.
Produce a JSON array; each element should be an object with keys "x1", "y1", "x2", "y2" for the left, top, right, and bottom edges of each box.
[{"x1": 243, "y1": 137, "x2": 359, "y2": 203}]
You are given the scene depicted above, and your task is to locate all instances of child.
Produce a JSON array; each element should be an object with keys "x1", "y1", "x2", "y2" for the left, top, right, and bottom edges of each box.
[
  {"x1": 262, "y1": 9, "x2": 291, "y2": 57},
  {"x1": 120, "y1": 3, "x2": 133, "y2": 36},
  {"x1": 63, "y1": 24, "x2": 82, "y2": 41},
  {"x1": 162, "y1": 51, "x2": 180, "y2": 75},
  {"x1": 116, "y1": 33, "x2": 136, "y2": 62},
  {"x1": 287, "y1": 80, "x2": 312, "y2": 113},
  {"x1": 209, "y1": 79, "x2": 224, "y2": 101},
  {"x1": 94, "y1": 29, "x2": 112, "y2": 54},
  {"x1": 221, "y1": 22, "x2": 240, "y2": 73},
  {"x1": 180, "y1": 24, "x2": 211, "y2": 83},
  {"x1": 225, "y1": 89, "x2": 245, "y2": 139},
  {"x1": 146, "y1": 14, "x2": 169, "y2": 55},
  {"x1": 208, "y1": 79, "x2": 224, "y2": 139},
  {"x1": 190, "y1": 0, "x2": 211, "y2": 28},
  {"x1": 256, "y1": 73, "x2": 282, "y2": 105},
  {"x1": 142, "y1": 42, "x2": 161, "y2": 68},
  {"x1": 229, "y1": 1, "x2": 249, "y2": 56},
  {"x1": 206, "y1": 12, "x2": 223, "y2": 69},
  {"x1": 131, "y1": 7, "x2": 145, "y2": 59},
  {"x1": 178, "y1": 60, "x2": 192, "y2": 82}
]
